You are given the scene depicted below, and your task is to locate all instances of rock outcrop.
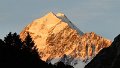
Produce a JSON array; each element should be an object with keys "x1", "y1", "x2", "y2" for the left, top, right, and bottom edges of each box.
[{"x1": 85, "y1": 34, "x2": 120, "y2": 68}]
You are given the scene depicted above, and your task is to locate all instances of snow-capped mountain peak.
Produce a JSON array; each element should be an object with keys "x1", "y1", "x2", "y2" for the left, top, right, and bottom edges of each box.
[
  {"x1": 20, "y1": 12, "x2": 111, "y2": 68},
  {"x1": 56, "y1": 12, "x2": 70, "y2": 23}
]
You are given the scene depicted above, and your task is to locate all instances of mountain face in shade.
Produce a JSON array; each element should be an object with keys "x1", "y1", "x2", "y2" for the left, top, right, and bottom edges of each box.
[
  {"x1": 20, "y1": 12, "x2": 111, "y2": 68},
  {"x1": 85, "y1": 34, "x2": 120, "y2": 68}
]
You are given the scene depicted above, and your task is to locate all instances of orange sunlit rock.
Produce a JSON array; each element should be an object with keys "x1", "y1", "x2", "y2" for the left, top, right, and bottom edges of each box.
[{"x1": 20, "y1": 12, "x2": 112, "y2": 61}]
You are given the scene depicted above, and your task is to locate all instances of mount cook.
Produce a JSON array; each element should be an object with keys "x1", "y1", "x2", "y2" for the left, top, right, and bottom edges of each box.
[{"x1": 20, "y1": 12, "x2": 111, "y2": 68}]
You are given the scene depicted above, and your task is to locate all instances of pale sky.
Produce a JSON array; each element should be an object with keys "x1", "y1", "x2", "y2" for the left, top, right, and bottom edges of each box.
[{"x1": 0, "y1": 0, "x2": 120, "y2": 40}]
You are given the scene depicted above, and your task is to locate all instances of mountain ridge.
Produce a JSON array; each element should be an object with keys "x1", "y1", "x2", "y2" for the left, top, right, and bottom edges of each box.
[{"x1": 85, "y1": 34, "x2": 120, "y2": 68}]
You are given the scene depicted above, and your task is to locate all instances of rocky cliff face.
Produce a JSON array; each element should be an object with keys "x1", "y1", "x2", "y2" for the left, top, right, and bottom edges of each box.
[
  {"x1": 85, "y1": 34, "x2": 120, "y2": 68},
  {"x1": 20, "y1": 12, "x2": 111, "y2": 67}
]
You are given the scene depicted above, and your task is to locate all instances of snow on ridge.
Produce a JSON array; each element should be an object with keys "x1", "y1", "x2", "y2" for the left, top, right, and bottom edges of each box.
[{"x1": 56, "y1": 12, "x2": 84, "y2": 35}]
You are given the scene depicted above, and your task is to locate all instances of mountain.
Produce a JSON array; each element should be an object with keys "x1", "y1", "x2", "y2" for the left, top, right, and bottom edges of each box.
[
  {"x1": 20, "y1": 12, "x2": 111, "y2": 68},
  {"x1": 85, "y1": 34, "x2": 120, "y2": 68}
]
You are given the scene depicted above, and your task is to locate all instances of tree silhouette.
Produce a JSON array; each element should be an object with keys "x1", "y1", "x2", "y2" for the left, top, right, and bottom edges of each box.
[
  {"x1": 0, "y1": 32, "x2": 41, "y2": 67},
  {"x1": 19, "y1": 33, "x2": 44, "y2": 67},
  {"x1": 23, "y1": 33, "x2": 34, "y2": 49},
  {"x1": 0, "y1": 32, "x2": 22, "y2": 67},
  {"x1": 0, "y1": 32, "x2": 74, "y2": 68}
]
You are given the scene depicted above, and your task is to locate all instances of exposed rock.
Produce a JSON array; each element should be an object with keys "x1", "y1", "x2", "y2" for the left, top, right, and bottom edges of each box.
[{"x1": 85, "y1": 34, "x2": 120, "y2": 68}]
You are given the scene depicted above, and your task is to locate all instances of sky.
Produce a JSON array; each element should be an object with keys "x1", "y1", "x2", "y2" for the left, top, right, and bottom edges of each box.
[{"x1": 0, "y1": 0, "x2": 120, "y2": 40}]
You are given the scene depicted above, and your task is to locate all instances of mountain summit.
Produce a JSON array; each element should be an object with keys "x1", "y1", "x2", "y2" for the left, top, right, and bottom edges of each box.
[
  {"x1": 20, "y1": 12, "x2": 83, "y2": 50},
  {"x1": 20, "y1": 12, "x2": 111, "y2": 68}
]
